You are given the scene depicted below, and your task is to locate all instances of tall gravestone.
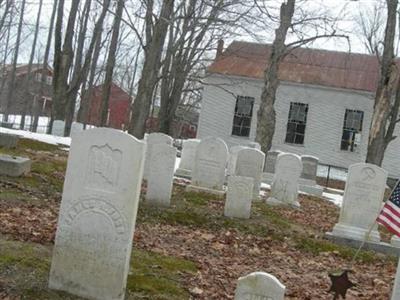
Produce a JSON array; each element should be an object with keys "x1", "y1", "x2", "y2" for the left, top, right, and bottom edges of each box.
[
  {"x1": 227, "y1": 145, "x2": 246, "y2": 176},
  {"x1": 71, "y1": 122, "x2": 84, "y2": 137},
  {"x1": 330, "y1": 163, "x2": 387, "y2": 242},
  {"x1": 262, "y1": 150, "x2": 282, "y2": 184},
  {"x1": 49, "y1": 128, "x2": 146, "y2": 300},
  {"x1": 186, "y1": 137, "x2": 228, "y2": 197},
  {"x1": 175, "y1": 139, "x2": 200, "y2": 178},
  {"x1": 146, "y1": 144, "x2": 177, "y2": 206},
  {"x1": 266, "y1": 153, "x2": 302, "y2": 208},
  {"x1": 143, "y1": 132, "x2": 173, "y2": 180},
  {"x1": 234, "y1": 272, "x2": 285, "y2": 300},
  {"x1": 235, "y1": 148, "x2": 265, "y2": 200},
  {"x1": 224, "y1": 176, "x2": 254, "y2": 219},
  {"x1": 299, "y1": 155, "x2": 323, "y2": 196},
  {"x1": 51, "y1": 120, "x2": 65, "y2": 137}
]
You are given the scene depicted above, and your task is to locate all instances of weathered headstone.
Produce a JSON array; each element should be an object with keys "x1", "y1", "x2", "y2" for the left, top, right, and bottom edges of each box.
[
  {"x1": 299, "y1": 155, "x2": 323, "y2": 196},
  {"x1": 143, "y1": 132, "x2": 173, "y2": 180},
  {"x1": 51, "y1": 120, "x2": 65, "y2": 137},
  {"x1": 330, "y1": 163, "x2": 387, "y2": 242},
  {"x1": 391, "y1": 258, "x2": 400, "y2": 300},
  {"x1": 71, "y1": 122, "x2": 84, "y2": 137},
  {"x1": 175, "y1": 139, "x2": 200, "y2": 178},
  {"x1": 186, "y1": 137, "x2": 228, "y2": 197},
  {"x1": 0, "y1": 132, "x2": 19, "y2": 148},
  {"x1": 146, "y1": 144, "x2": 177, "y2": 206},
  {"x1": 234, "y1": 272, "x2": 285, "y2": 300},
  {"x1": 235, "y1": 148, "x2": 265, "y2": 200},
  {"x1": 262, "y1": 150, "x2": 282, "y2": 184},
  {"x1": 224, "y1": 176, "x2": 254, "y2": 219},
  {"x1": 49, "y1": 128, "x2": 146, "y2": 300},
  {"x1": 227, "y1": 145, "x2": 246, "y2": 176},
  {"x1": 266, "y1": 153, "x2": 302, "y2": 208},
  {"x1": 0, "y1": 155, "x2": 31, "y2": 176}
]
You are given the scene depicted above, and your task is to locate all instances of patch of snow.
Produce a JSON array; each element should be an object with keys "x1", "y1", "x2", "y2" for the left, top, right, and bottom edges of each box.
[
  {"x1": 0, "y1": 127, "x2": 71, "y2": 146},
  {"x1": 322, "y1": 192, "x2": 343, "y2": 206}
]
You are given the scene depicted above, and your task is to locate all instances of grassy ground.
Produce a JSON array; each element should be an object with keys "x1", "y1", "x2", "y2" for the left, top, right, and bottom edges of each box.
[{"x1": 0, "y1": 138, "x2": 397, "y2": 299}]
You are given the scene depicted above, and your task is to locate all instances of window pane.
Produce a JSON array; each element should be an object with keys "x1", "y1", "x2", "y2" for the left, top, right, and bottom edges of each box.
[
  {"x1": 232, "y1": 96, "x2": 254, "y2": 137},
  {"x1": 285, "y1": 102, "x2": 308, "y2": 145},
  {"x1": 341, "y1": 110, "x2": 363, "y2": 152}
]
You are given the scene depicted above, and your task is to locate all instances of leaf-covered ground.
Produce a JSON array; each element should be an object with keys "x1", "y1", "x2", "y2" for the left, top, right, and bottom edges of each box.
[{"x1": 0, "y1": 139, "x2": 397, "y2": 299}]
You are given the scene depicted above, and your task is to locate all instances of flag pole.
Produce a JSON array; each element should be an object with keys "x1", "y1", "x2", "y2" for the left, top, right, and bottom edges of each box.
[{"x1": 348, "y1": 178, "x2": 400, "y2": 269}]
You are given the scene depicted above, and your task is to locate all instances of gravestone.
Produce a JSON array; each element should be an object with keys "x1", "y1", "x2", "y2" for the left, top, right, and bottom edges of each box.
[
  {"x1": 234, "y1": 272, "x2": 285, "y2": 300},
  {"x1": 175, "y1": 139, "x2": 200, "y2": 178},
  {"x1": 0, "y1": 155, "x2": 31, "y2": 176},
  {"x1": 235, "y1": 148, "x2": 265, "y2": 200},
  {"x1": 262, "y1": 150, "x2": 282, "y2": 184},
  {"x1": 49, "y1": 128, "x2": 146, "y2": 300},
  {"x1": 266, "y1": 153, "x2": 302, "y2": 208},
  {"x1": 0, "y1": 132, "x2": 19, "y2": 148},
  {"x1": 227, "y1": 145, "x2": 246, "y2": 176},
  {"x1": 71, "y1": 122, "x2": 84, "y2": 137},
  {"x1": 330, "y1": 163, "x2": 387, "y2": 242},
  {"x1": 248, "y1": 142, "x2": 261, "y2": 150},
  {"x1": 391, "y1": 258, "x2": 400, "y2": 300},
  {"x1": 224, "y1": 176, "x2": 254, "y2": 219},
  {"x1": 52, "y1": 120, "x2": 65, "y2": 137},
  {"x1": 186, "y1": 137, "x2": 228, "y2": 197},
  {"x1": 299, "y1": 155, "x2": 323, "y2": 196},
  {"x1": 143, "y1": 132, "x2": 173, "y2": 180},
  {"x1": 146, "y1": 144, "x2": 177, "y2": 206}
]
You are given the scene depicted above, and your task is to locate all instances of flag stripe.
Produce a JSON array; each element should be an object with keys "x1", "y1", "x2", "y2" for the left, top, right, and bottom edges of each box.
[
  {"x1": 377, "y1": 216, "x2": 400, "y2": 236},
  {"x1": 386, "y1": 201, "x2": 400, "y2": 218},
  {"x1": 379, "y1": 210, "x2": 400, "y2": 229}
]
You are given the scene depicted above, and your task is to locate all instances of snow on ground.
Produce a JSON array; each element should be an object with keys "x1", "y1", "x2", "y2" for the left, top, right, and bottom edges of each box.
[
  {"x1": 0, "y1": 127, "x2": 71, "y2": 146},
  {"x1": 322, "y1": 192, "x2": 343, "y2": 206}
]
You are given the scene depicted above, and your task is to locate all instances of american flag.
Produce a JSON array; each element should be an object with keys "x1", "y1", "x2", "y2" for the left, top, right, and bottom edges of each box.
[{"x1": 377, "y1": 180, "x2": 400, "y2": 237}]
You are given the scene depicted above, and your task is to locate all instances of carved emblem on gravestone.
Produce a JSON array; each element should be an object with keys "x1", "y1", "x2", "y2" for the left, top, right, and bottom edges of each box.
[
  {"x1": 361, "y1": 167, "x2": 376, "y2": 181},
  {"x1": 86, "y1": 144, "x2": 122, "y2": 190}
]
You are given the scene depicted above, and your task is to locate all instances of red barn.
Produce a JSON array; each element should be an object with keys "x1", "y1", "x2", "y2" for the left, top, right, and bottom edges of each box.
[{"x1": 84, "y1": 83, "x2": 131, "y2": 129}]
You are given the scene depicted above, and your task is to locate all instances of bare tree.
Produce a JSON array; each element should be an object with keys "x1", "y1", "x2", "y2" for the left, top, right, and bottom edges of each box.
[
  {"x1": 3, "y1": 0, "x2": 26, "y2": 122},
  {"x1": 20, "y1": 0, "x2": 43, "y2": 130},
  {"x1": 128, "y1": 0, "x2": 175, "y2": 138},
  {"x1": 255, "y1": 0, "x2": 348, "y2": 153},
  {"x1": 366, "y1": 0, "x2": 399, "y2": 165},
  {"x1": 100, "y1": 0, "x2": 124, "y2": 126}
]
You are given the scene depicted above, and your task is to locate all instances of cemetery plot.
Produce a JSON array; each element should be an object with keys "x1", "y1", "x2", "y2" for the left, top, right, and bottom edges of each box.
[{"x1": 0, "y1": 137, "x2": 397, "y2": 299}]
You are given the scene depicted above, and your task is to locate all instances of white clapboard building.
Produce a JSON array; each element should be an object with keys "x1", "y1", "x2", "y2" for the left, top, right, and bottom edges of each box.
[{"x1": 197, "y1": 41, "x2": 400, "y2": 178}]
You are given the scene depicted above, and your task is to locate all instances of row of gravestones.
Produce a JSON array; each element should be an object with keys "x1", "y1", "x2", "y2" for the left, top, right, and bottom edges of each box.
[{"x1": 48, "y1": 128, "x2": 290, "y2": 299}]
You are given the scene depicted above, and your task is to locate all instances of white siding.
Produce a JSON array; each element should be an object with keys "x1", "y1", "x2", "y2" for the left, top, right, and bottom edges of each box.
[{"x1": 198, "y1": 74, "x2": 400, "y2": 178}]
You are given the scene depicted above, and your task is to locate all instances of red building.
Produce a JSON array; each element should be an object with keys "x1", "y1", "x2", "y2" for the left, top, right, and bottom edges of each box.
[{"x1": 84, "y1": 83, "x2": 131, "y2": 129}]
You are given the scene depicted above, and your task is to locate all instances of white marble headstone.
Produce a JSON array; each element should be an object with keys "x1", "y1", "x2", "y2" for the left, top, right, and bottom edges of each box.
[
  {"x1": 262, "y1": 150, "x2": 283, "y2": 184},
  {"x1": 52, "y1": 120, "x2": 65, "y2": 137},
  {"x1": 146, "y1": 144, "x2": 177, "y2": 206},
  {"x1": 331, "y1": 163, "x2": 387, "y2": 242},
  {"x1": 235, "y1": 148, "x2": 265, "y2": 200},
  {"x1": 266, "y1": 153, "x2": 302, "y2": 208},
  {"x1": 143, "y1": 132, "x2": 173, "y2": 180},
  {"x1": 49, "y1": 128, "x2": 146, "y2": 300},
  {"x1": 70, "y1": 122, "x2": 84, "y2": 137},
  {"x1": 234, "y1": 272, "x2": 285, "y2": 300},
  {"x1": 227, "y1": 145, "x2": 246, "y2": 176},
  {"x1": 299, "y1": 155, "x2": 323, "y2": 196},
  {"x1": 225, "y1": 176, "x2": 254, "y2": 219},
  {"x1": 187, "y1": 137, "x2": 228, "y2": 195},
  {"x1": 175, "y1": 139, "x2": 200, "y2": 178}
]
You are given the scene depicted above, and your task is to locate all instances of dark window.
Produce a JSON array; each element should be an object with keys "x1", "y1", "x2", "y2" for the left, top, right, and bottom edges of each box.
[
  {"x1": 341, "y1": 109, "x2": 363, "y2": 152},
  {"x1": 285, "y1": 102, "x2": 308, "y2": 145},
  {"x1": 231, "y1": 96, "x2": 254, "y2": 137}
]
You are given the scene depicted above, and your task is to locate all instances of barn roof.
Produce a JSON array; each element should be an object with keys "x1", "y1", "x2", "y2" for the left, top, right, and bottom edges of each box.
[{"x1": 208, "y1": 41, "x2": 381, "y2": 93}]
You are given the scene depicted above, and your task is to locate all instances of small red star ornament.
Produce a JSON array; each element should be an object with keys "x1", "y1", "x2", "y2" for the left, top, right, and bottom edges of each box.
[{"x1": 328, "y1": 270, "x2": 355, "y2": 299}]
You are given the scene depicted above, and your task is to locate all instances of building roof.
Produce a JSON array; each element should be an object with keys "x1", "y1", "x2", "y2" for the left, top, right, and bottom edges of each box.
[
  {"x1": 2, "y1": 63, "x2": 53, "y2": 77},
  {"x1": 208, "y1": 41, "x2": 381, "y2": 93}
]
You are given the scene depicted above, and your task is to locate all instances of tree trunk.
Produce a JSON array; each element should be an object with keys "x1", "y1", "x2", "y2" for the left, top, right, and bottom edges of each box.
[
  {"x1": 366, "y1": 0, "x2": 398, "y2": 166},
  {"x1": 33, "y1": 0, "x2": 58, "y2": 133},
  {"x1": 3, "y1": 0, "x2": 25, "y2": 122},
  {"x1": 20, "y1": 0, "x2": 43, "y2": 130},
  {"x1": 255, "y1": 0, "x2": 295, "y2": 154},
  {"x1": 128, "y1": 0, "x2": 174, "y2": 139},
  {"x1": 100, "y1": 0, "x2": 124, "y2": 126}
]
